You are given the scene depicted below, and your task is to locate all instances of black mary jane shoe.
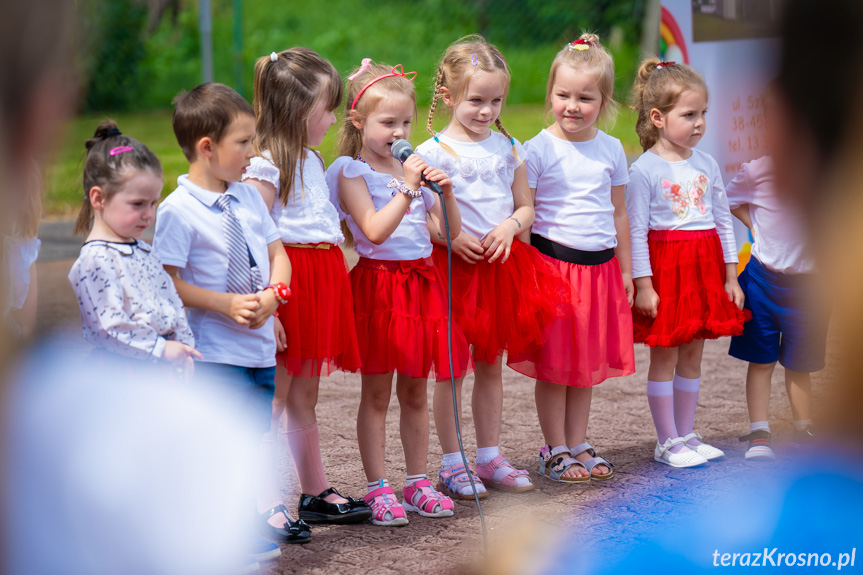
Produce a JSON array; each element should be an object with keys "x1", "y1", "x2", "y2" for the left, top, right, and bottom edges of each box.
[
  {"x1": 260, "y1": 504, "x2": 312, "y2": 544},
  {"x1": 297, "y1": 487, "x2": 372, "y2": 524}
]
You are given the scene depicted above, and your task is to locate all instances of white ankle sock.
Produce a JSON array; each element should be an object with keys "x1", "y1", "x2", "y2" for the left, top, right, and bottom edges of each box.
[
  {"x1": 367, "y1": 478, "x2": 389, "y2": 493},
  {"x1": 441, "y1": 451, "x2": 463, "y2": 468},
  {"x1": 440, "y1": 452, "x2": 486, "y2": 495},
  {"x1": 405, "y1": 474, "x2": 427, "y2": 487},
  {"x1": 475, "y1": 446, "x2": 499, "y2": 465},
  {"x1": 793, "y1": 419, "x2": 813, "y2": 431},
  {"x1": 751, "y1": 421, "x2": 770, "y2": 433}
]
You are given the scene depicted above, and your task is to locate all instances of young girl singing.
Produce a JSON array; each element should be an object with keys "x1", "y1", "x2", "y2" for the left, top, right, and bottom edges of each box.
[
  {"x1": 326, "y1": 59, "x2": 469, "y2": 526},
  {"x1": 627, "y1": 59, "x2": 749, "y2": 468}
]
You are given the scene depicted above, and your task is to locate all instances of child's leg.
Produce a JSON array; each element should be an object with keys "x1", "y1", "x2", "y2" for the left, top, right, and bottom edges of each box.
[
  {"x1": 271, "y1": 367, "x2": 292, "y2": 434},
  {"x1": 284, "y1": 364, "x2": 348, "y2": 504},
  {"x1": 647, "y1": 346, "x2": 687, "y2": 453},
  {"x1": 536, "y1": 379, "x2": 588, "y2": 479},
  {"x1": 785, "y1": 369, "x2": 813, "y2": 424},
  {"x1": 746, "y1": 361, "x2": 777, "y2": 425},
  {"x1": 357, "y1": 373, "x2": 395, "y2": 482},
  {"x1": 472, "y1": 359, "x2": 502, "y2": 452},
  {"x1": 434, "y1": 375, "x2": 487, "y2": 496},
  {"x1": 472, "y1": 357, "x2": 532, "y2": 489},
  {"x1": 432, "y1": 375, "x2": 464, "y2": 456},
  {"x1": 674, "y1": 339, "x2": 705, "y2": 444},
  {"x1": 396, "y1": 375, "x2": 430, "y2": 476},
  {"x1": 563, "y1": 386, "x2": 609, "y2": 475}
]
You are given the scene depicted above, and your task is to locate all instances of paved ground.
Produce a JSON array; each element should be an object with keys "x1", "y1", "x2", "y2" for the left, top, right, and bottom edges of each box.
[{"x1": 35, "y1": 222, "x2": 834, "y2": 574}]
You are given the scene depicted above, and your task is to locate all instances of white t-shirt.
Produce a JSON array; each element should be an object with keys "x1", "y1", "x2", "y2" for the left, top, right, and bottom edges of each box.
[
  {"x1": 416, "y1": 131, "x2": 522, "y2": 239},
  {"x1": 154, "y1": 175, "x2": 280, "y2": 368},
  {"x1": 627, "y1": 149, "x2": 738, "y2": 279},
  {"x1": 326, "y1": 157, "x2": 436, "y2": 261},
  {"x1": 242, "y1": 149, "x2": 345, "y2": 245},
  {"x1": 68, "y1": 239, "x2": 195, "y2": 360},
  {"x1": 525, "y1": 129, "x2": 629, "y2": 251},
  {"x1": 725, "y1": 155, "x2": 814, "y2": 274}
]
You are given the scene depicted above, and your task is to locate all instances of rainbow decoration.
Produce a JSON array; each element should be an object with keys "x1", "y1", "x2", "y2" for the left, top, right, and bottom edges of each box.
[{"x1": 660, "y1": 6, "x2": 689, "y2": 65}]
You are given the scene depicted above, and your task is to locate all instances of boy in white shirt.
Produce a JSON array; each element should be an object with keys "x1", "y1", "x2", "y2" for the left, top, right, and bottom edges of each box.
[{"x1": 154, "y1": 83, "x2": 302, "y2": 561}]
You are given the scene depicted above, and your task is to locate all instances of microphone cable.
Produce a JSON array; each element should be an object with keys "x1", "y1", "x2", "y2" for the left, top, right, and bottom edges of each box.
[{"x1": 433, "y1": 185, "x2": 489, "y2": 557}]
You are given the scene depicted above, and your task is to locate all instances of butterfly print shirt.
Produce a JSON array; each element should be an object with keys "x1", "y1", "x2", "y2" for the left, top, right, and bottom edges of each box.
[{"x1": 626, "y1": 149, "x2": 737, "y2": 279}]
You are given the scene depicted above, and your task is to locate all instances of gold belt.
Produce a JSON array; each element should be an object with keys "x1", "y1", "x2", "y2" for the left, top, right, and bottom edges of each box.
[{"x1": 283, "y1": 242, "x2": 333, "y2": 249}]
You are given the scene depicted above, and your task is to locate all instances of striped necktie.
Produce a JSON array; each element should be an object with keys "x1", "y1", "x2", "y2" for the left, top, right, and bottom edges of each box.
[{"x1": 216, "y1": 194, "x2": 252, "y2": 294}]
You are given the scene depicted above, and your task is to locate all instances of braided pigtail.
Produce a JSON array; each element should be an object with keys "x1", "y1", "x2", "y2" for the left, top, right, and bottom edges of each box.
[
  {"x1": 494, "y1": 118, "x2": 521, "y2": 164},
  {"x1": 427, "y1": 67, "x2": 443, "y2": 138}
]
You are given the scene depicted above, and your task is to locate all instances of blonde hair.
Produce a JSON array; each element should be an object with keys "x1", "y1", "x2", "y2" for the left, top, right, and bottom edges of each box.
[
  {"x1": 426, "y1": 35, "x2": 519, "y2": 161},
  {"x1": 337, "y1": 61, "x2": 417, "y2": 160},
  {"x1": 545, "y1": 33, "x2": 619, "y2": 128},
  {"x1": 253, "y1": 48, "x2": 342, "y2": 205},
  {"x1": 630, "y1": 57, "x2": 708, "y2": 152}
]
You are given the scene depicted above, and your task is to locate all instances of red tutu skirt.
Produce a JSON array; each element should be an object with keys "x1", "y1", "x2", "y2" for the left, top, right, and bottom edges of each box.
[
  {"x1": 276, "y1": 243, "x2": 361, "y2": 377},
  {"x1": 507, "y1": 254, "x2": 635, "y2": 388},
  {"x1": 431, "y1": 240, "x2": 569, "y2": 365},
  {"x1": 632, "y1": 229, "x2": 751, "y2": 348},
  {"x1": 350, "y1": 257, "x2": 472, "y2": 381}
]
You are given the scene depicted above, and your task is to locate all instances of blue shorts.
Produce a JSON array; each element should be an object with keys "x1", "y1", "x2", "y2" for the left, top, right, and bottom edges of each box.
[
  {"x1": 193, "y1": 362, "x2": 276, "y2": 434},
  {"x1": 728, "y1": 257, "x2": 827, "y2": 372}
]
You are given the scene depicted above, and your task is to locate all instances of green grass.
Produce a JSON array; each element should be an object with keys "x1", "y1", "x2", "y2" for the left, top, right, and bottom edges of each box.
[{"x1": 45, "y1": 105, "x2": 640, "y2": 217}]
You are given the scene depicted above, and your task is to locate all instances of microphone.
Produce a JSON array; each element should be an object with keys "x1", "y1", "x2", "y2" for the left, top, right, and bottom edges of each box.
[{"x1": 391, "y1": 139, "x2": 443, "y2": 196}]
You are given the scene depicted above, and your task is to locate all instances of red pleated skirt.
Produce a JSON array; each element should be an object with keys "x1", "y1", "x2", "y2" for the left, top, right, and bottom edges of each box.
[
  {"x1": 431, "y1": 240, "x2": 569, "y2": 365},
  {"x1": 276, "y1": 244, "x2": 361, "y2": 377},
  {"x1": 632, "y1": 229, "x2": 751, "y2": 348},
  {"x1": 507, "y1": 254, "x2": 635, "y2": 388},
  {"x1": 350, "y1": 257, "x2": 472, "y2": 381}
]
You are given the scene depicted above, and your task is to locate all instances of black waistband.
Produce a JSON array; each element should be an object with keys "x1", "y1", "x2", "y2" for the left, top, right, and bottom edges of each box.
[{"x1": 531, "y1": 233, "x2": 615, "y2": 266}]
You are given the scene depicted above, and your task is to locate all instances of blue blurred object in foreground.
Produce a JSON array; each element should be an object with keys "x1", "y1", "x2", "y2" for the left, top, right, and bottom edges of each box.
[{"x1": 3, "y1": 336, "x2": 261, "y2": 575}]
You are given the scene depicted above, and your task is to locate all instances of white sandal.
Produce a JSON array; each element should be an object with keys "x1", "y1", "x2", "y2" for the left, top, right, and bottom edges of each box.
[
  {"x1": 683, "y1": 432, "x2": 725, "y2": 460},
  {"x1": 654, "y1": 437, "x2": 708, "y2": 468}
]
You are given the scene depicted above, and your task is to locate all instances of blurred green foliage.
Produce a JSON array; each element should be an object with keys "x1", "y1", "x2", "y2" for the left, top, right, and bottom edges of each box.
[{"x1": 83, "y1": 0, "x2": 644, "y2": 110}]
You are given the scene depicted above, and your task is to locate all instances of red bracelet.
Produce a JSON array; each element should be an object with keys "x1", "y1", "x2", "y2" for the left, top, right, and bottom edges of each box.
[{"x1": 265, "y1": 282, "x2": 291, "y2": 305}]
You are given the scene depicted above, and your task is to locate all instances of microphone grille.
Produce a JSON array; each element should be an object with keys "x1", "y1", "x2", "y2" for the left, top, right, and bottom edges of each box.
[{"x1": 391, "y1": 139, "x2": 413, "y2": 162}]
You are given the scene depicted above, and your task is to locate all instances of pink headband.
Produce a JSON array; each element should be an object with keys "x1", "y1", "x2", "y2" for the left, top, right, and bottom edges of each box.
[
  {"x1": 350, "y1": 63, "x2": 417, "y2": 110},
  {"x1": 109, "y1": 146, "x2": 134, "y2": 156}
]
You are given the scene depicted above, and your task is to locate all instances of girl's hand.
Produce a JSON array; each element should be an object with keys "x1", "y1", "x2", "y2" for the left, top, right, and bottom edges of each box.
[
  {"x1": 634, "y1": 285, "x2": 660, "y2": 318},
  {"x1": 402, "y1": 154, "x2": 427, "y2": 192},
  {"x1": 163, "y1": 341, "x2": 203, "y2": 380},
  {"x1": 725, "y1": 278, "x2": 745, "y2": 309},
  {"x1": 622, "y1": 272, "x2": 635, "y2": 308},
  {"x1": 452, "y1": 232, "x2": 485, "y2": 264},
  {"x1": 274, "y1": 317, "x2": 287, "y2": 352},
  {"x1": 422, "y1": 166, "x2": 453, "y2": 197},
  {"x1": 228, "y1": 293, "x2": 261, "y2": 325},
  {"x1": 249, "y1": 289, "x2": 279, "y2": 330},
  {"x1": 481, "y1": 218, "x2": 519, "y2": 264}
]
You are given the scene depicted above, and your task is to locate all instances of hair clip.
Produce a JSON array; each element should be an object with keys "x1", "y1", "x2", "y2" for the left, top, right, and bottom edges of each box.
[
  {"x1": 270, "y1": 52, "x2": 278, "y2": 63},
  {"x1": 347, "y1": 58, "x2": 373, "y2": 82},
  {"x1": 105, "y1": 127, "x2": 122, "y2": 138},
  {"x1": 471, "y1": 52, "x2": 478, "y2": 66},
  {"x1": 568, "y1": 38, "x2": 594, "y2": 51},
  {"x1": 350, "y1": 64, "x2": 417, "y2": 110},
  {"x1": 109, "y1": 146, "x2": 134, "y2": 156},
  {"x1": 656, "y1": 61, "x2": 677, "y2": 69}
]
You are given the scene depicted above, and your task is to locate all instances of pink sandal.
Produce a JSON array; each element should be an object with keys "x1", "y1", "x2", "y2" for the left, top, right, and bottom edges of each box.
[
  {"x1": 475, "y1": 454, "x2": 535, "y2": 493},
  {"x1": 402, "y1": 479, "x2": 454, "y2": 518},
  {"x1": 438, "y1": 463, "x2": 488, "y2": 500},
  {"x1": 363, "y1": 485, "x2": 408, "y2": 526}
]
